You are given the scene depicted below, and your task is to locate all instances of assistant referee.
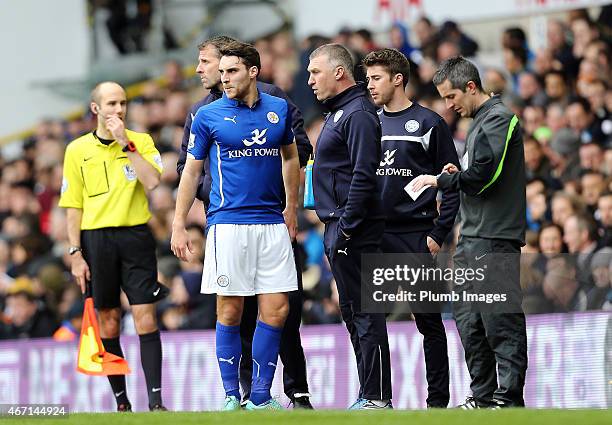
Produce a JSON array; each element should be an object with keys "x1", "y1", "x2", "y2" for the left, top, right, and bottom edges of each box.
[{"x1": 59, "y1": 81, "x2": 169, "y2": 412}]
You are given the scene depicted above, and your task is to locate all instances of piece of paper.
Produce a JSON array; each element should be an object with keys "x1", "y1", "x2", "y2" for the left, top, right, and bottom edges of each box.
[{"x1": 404, "y1": 179, "x2": 432, "y2": 201}]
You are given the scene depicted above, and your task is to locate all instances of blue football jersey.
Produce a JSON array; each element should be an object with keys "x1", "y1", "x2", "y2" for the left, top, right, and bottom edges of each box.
[{"x1": 188, "y1": 91, "x2": 294, "y2": 226}]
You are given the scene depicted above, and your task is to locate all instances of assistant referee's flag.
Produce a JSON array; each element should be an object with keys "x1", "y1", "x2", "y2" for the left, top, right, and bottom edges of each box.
[{"x1": 76, "y1": 297, "x2": 130, "y2": 375}]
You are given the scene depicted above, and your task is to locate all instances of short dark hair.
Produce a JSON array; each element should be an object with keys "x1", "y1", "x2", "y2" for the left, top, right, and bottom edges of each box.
[
  {"x1": 197, "y1": 35, "x2": 239, "y2": 55},
  {"x1": 568, "y1": 96, "x2": 592, "y2": 114},
  {"x1": 571, "y1": 214, "x2": 598, "y2": 242},
  {"x1": 363, "y1": 48, "x2": 411, "y2": 87},
  {"x1": 506, "y1": 46, "x2": 528, "y2": 66},
  {"x1": 544, "y1": 70, "x2": 566, "y2": 84},
  {"x1": 219, "y1": 41, "x2": 261, "y2": 74},
  {"x1": 432, "y1": 56, "x2": 483, "y2": 92}
]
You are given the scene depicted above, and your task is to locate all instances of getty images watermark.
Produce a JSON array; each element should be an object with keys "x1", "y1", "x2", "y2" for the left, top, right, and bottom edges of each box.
[{"x1": 361, "y1": 253, "x2": 523, "y2": 314}]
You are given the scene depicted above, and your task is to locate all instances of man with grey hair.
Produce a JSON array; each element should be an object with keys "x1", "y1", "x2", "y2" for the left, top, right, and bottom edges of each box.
[
  {"x1": 307, "y1": 44, "x2": 392, "y2": 409},
  {"x1": 413, "y1": 56, "x2": 528, "y2": 408}
]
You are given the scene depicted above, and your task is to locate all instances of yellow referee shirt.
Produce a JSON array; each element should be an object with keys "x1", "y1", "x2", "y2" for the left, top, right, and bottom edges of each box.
[{"x1": 58, "y1": 129, "x2": 163, "y2": 230}]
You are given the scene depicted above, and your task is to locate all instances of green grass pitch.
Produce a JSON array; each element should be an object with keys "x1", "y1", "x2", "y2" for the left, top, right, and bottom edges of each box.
[{"x1": 4, "y1": 409, "x2": 612, "y2": 425}]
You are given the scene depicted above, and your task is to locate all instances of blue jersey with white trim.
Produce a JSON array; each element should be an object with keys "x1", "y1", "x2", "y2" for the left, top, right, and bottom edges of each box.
[{"x1": 188, "y1": 91, "x2": 294, "y2": 226}]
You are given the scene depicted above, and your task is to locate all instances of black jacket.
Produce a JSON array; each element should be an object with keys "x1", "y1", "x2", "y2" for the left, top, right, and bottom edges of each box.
[
  {"x1": 437, "y1": 96, "x2": 526, "y2": 244},
  {"x1": 313, "y1": 83, "x2": 384, "y2": 234},
  {"x1": 177, "y1": 82, "x2": 312, "y2": 205}
]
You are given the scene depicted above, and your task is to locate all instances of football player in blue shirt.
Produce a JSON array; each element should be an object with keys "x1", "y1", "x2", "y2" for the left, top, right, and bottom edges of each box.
[{"x1": 171, "y1": 41, "x2": 300, "y2": 411}]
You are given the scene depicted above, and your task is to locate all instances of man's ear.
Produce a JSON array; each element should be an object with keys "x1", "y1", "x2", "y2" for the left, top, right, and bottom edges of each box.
[
  {"x1": 466, "y1": 81, "x2": 477, "y2": 94},
  {"x1": 393, "y1": 73, "x2": 403, "y2": 87},
  {"x1": 90, "y1": 102, "x2": 98, "y2": 115},
  {"x1": 335, "y1": 66, "x2": 345, "y2": 81},
  {"x1": 249, "y1": 66, "x2": 259, "y2": 79}
]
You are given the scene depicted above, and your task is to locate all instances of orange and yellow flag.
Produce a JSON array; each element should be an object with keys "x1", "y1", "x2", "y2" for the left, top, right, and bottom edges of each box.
[{"x1": 76, "y1": 297, "x2": 130, "y2": 376}]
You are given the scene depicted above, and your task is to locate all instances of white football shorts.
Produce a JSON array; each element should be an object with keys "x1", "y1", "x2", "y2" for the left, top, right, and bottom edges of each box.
[{"x1": 201, "y1": 223, "x2": 298, "y2": 296}]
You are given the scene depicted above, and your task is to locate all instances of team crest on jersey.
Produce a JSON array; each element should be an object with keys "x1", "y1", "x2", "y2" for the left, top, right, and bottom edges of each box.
[
  {"x1": 267, "y1": 111, "x2": 279, "y2": 124},
  {"x1": 334, "y1": 110, "x2": 344, "y2": 123},
  {"x1": 217, "y1": 275, "x2": 230, "y2": 287},
  {"x1": 405, "y1": 120, "x2": 420, "y2": 133},
  {"x1": 123, "y1": 164, "x2": 137, "y2": 181}
]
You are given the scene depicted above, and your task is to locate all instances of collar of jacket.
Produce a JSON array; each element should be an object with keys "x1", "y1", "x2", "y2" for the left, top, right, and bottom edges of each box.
[
  {"x1": 473, "y1": 95, "x2": 502, "y2": 119},
  {"x1": 322, "y1": 82, "x2": 367, "y2": 111},
  {"x1": 210, "y1": 86, "x2": 223, "y2": 100}
]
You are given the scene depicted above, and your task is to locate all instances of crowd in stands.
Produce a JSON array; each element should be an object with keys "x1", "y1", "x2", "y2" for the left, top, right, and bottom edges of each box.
[{"x1": 0, "y1": 6, "x2": 610, "y2": 340}]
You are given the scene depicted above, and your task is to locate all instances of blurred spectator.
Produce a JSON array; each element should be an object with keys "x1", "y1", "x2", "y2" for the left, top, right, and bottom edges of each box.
[
  {"x1": 524, "y1": 137, "x2": 552, "y2": 182},
  {"x1": 53, "y1": 299, "x2": 83, "y2": 341},
  {"x1": 580, "y1": 171, "x2": 606, "y2": 212},
  {"x1": 546, "y1": 19, "x2": 579, "y2": 78},
  {"x1": 484, "y1": 68, "x2": 508, "y2": 96},
  {"x1": 571, "y1": 17, "x2": 600, "y2": 60},
  {"x1": 438, "y1": 20, "x2": 478, "y2": 57},
  {"x1": 597, "y1": 191, "x2": 612, "y2": 247},
  {"x1": 503, "y1": 47, "x2": 528, "y2": 93},
  {"x1": 552, "y1": 192, "x2": 586, "y2": 226},
  {"x1": 586, "y1": 247, "x2": 612, "y2": 310},
  {"x1": 563, "y1": 214, "x2": 599, "y2": 289},
  {"x1": 0, "y1": 277, "x2": 58, "y2": 339},
  {"x1": 413, "y1": 16, "x2": 439, "y2": 60},
  {"x1": 579, "y1": 142, "x2": 604, "y2": 172},
  {"x1": 103, "y1": 0, "x2": 152, "y2": 54},
  {"x1": 544, "y1": 70, "x2": 570, "y2": 106},
  {"x1": 542, "y1": 256, "x2": 587, "y2": 312},
  {"x1": 163, "y1": 60, "x2": 186, "y2": 92},
  {"x1": 502, "y1": 27, "x2": 533, "y2": 64},
  {"x1": 518, "y1": 72, "x2": 547, "y2": 107},
  {"x1": 566, "y1": 96, "x2": 608, "y2": 146}
]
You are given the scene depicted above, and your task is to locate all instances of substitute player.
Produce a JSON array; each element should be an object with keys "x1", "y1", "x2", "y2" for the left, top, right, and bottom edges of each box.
[
  {"x1": 59, "y1": 81, "x2": 168, "y2": 412},
  {"x1": 364, "y1": 48, "x2": 459, "y2": 408},
  {"x1": 171, "y1": 41, "x2": 300, "y2": 411}
]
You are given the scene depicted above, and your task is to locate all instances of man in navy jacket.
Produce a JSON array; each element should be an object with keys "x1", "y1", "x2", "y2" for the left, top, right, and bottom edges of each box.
[
  {"x1": 176, "y1": 36, "x2": 313, "y2": 409},
  {"x1": 308, "y1": 43, "x2": 392, "y2": 409}
]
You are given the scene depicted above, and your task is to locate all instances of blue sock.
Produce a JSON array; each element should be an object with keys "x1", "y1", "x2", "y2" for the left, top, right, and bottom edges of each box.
[
  {"x1": 215, "y1": 322, "x2": 241, "y2": 399},
  {"x1": 250, "y1": 320, "x2": 283, "y2": 405}
]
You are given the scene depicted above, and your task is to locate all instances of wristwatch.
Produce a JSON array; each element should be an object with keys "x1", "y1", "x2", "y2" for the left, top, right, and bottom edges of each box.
[
  {"x1": 68, "y1": 246, "x2": 82, "y2": 255},
  {"x1": 122, "y1": 141, "x2": 137, "y2": 152}
]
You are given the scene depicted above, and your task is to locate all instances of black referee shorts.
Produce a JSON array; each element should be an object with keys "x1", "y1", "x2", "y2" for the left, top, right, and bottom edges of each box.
[{"x1": 81, "y1": 224, "x2": 168, "y2": 309}]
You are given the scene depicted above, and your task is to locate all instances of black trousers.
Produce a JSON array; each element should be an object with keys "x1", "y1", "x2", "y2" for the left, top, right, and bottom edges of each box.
[
  {"x1": 380, "y1": 231, "x2": 450, "y2": 408},
  {"x1": 239, "y1": 241, "x2": 309, "y2": 400},
  {"x1": 453, "y1": 236, "x2": 528, "y2": 407},
  {"x1": 324, "y1": 219, "x2": 392, "y2": 401}
]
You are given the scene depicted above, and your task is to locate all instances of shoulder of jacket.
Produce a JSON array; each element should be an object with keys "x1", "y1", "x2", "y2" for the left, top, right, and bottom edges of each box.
[
  {"x1": 66, "y1": 133, "x2": 93, "y2": 152},
  {"x1": 343, "y1": 98, "x2": 377, "y2": 119}
]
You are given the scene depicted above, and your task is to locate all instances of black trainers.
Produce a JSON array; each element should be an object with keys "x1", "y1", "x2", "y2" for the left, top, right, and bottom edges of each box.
[
  {"x1": 149, "y1": 404, "x2": 168, "y2": 411},
  {"x1": 457, "y1": 396, "x2": 500, "y2": 409},
  {"x1": 457, "y1": 396, "x2": 480, "y2": 409},
  {"x1": 291, "y1": 395, "x2": 314, "y2": 409},
  {"x1": 117, "y1": 403, "x2": 132, "y2": 412}
]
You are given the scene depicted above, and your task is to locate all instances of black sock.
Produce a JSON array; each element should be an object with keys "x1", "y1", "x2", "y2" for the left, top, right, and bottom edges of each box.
[
  {"x1": 139, "y1": 330, "x2": 163, "y2": 406},
  {"x1": 101, "y1": 337, "x2": 130, "y2": 406}
]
